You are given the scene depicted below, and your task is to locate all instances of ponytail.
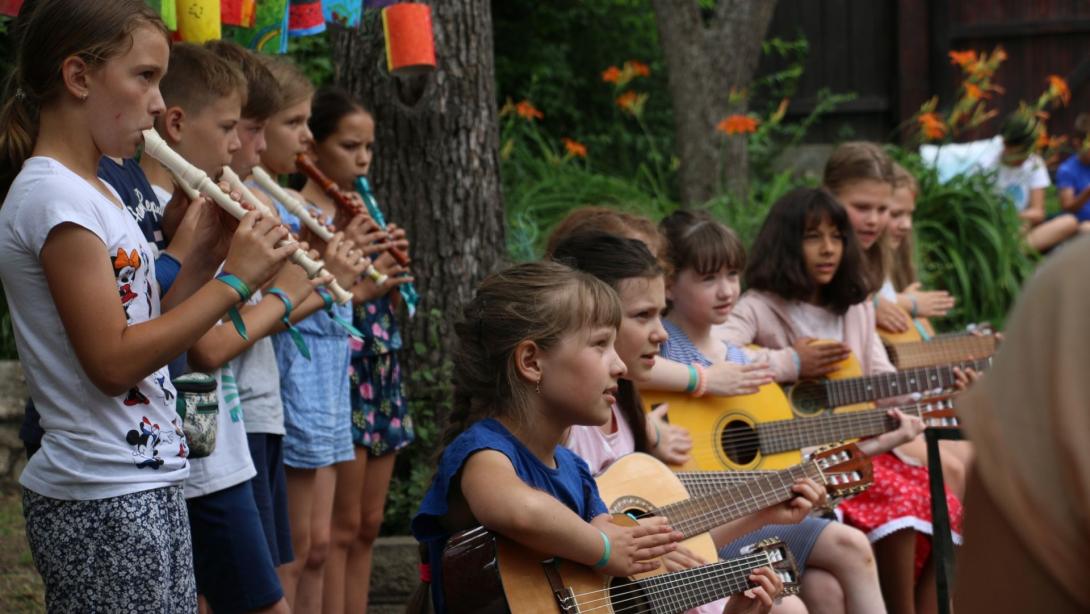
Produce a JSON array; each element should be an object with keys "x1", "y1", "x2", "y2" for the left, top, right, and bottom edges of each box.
[{"x1": 0, "y1": 86, "x2": 39, "y2": 198}]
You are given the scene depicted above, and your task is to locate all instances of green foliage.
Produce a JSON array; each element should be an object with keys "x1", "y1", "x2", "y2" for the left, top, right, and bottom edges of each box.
[
  {"x1": 381, "y1": 309, "x2": 452, "y2": 535},
  {"x1": 287, "y1": 32, "x2": 334, "y2": 87},
  {"x1": 895, "y1": 152, "x2": 1038, "y2": 331}
]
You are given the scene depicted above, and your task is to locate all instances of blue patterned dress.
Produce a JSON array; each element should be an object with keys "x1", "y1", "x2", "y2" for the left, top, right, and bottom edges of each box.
[{"x1": 349, "y1": 294, "x2": 413, "y2": 455}]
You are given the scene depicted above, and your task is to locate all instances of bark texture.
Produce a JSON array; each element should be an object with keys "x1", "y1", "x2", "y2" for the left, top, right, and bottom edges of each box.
[
  {"x1": 651, "y1": 0, "x2": 777, "y2": 205},
  {"x1": 327, "y1": 2, "x2": 506, "y2": 402}
]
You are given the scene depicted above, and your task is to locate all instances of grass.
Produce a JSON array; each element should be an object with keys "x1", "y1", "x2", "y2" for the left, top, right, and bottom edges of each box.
[{"x1": 0, "y1": 483, "x2": 42, "y2": 613}]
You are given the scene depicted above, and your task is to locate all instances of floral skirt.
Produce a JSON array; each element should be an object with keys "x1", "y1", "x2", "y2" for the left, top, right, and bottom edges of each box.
[
  {"x1": 836, "y1": 451, "x2": 963, "y2": 579},
  {"x1": 350, "y1": 352, "x2": 414, "y2": 456}
]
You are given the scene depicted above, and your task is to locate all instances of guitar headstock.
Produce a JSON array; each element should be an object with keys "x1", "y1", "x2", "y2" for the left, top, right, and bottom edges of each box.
[
  {"x1": 916, "y1": 396, "x2": 960, "y2": 428},
  {"x1": 810, "y1": 442, "x2": 873, "y2": 497},
  {"x1": 740, "y1": 538, "x2": 800, "y2": 597}
]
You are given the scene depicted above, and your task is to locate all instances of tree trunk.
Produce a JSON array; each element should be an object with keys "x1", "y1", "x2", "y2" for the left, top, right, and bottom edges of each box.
[
  {"x1": 327, "y1": 2, "x2": 506, "y2": 426},
  {"x1": 651, "y1": 0, "x2": 777, "y2": 206}
]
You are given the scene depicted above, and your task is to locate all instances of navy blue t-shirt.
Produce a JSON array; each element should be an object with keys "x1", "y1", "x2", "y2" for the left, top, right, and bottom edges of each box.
[
  {"x1": 98, "y1": 157, "x2": 166, "y2": 252},
  {"x1": 412, "y1": 418, "x2": 608, "y2": 613},
  {"x1": 1055, "y1": 154, "x2": 1090, "y2": 222}
]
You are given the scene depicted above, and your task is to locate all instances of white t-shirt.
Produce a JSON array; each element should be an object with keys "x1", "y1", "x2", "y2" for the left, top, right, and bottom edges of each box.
[
  {"x1": 183, "y1": 361, "x2": 257, "y2": 498},
  {"x1": 981, "y1": 139, "x2": 1051, "y2": 212},
  {"x1": 786, "y1": 301, "x2": 845, "y2": 341},
  {"x1": 0, "y1": 157, "x2": 187, "y2": 500}
]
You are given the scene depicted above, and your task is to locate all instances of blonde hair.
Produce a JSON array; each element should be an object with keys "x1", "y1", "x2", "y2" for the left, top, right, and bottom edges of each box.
[
  {"x1": 887, "y1": 163, "x2": 919, "y2": 291},
  {"x1": 259, "y1": 55, "x2": 315, "y2": 110},
  {"x1": 0, "y1": 0, "x2": 168, "y2": 196},
  {"x1": 160, "y1": 43, "x2": 246, "y2": 118},
  {"x1": 823, "y1": 142, "x2": 897, "y2": 293}
]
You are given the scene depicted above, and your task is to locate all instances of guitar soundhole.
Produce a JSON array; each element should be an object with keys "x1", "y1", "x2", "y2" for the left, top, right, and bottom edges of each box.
[
  {"x1": 608, "y1": 577, "x2": 652, "y2": 613},
  {"x1": 789, "y1": 381, "x2": 826, "y2": 416},
  {"x1": 720, "y1": 420, "x2": 759, "y2": 466}
]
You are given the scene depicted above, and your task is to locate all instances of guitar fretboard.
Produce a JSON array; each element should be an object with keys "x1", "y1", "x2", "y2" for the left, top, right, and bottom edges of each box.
[
  {"x1": 757, "y1": 397, "x2": 956, "y2": 454},
  {"x1": 637, "y1": 552, "x2": 772, "y2": 613},
  {"x1": 885, "y1": 334, "x2": 997, "y2": 369},
  {"x1": 655, "y1": 463, "x2": 823, "y2": 537},
  {"x1": 822, "y1": 358, "x2": 989, "y2": 407}
]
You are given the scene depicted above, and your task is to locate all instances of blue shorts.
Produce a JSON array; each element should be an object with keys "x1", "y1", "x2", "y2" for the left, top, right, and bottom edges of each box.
[
  {"x1": 187, "y1": 480, "x2": 283, "y2": 613},
  {"x1": 719, "y1": 515, "x2": 832, "y2": 573},
  {"x1": 247, "y1": 432, "x2": 294, "y2": 566}
]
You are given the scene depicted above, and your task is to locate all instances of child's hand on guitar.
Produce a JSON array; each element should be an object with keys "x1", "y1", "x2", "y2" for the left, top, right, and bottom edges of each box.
[
  {"x1": 595, "y1": 516, "x2": 682, "y2": 577},
  {"x1": 863, "y1": 409, "x2": 926, "y2": 456},
  {"x1": 792, "y1": 337, "x2": 851, "y2": 378},
  {"x1": 722, "y1": 567, "x2": 783, "y2": 614},
  {"x1": 659, "y1": 543, "x2": 707, "y2": 572},
  {"x1": 757, "y1": 478, "x2": 823, "y2": 526},
  {"x1": 952, "y1": 366, "x2": 981, "y2": 391},
  {"x1": 646, "y1": 404, "x2": 693, "y2": 466},
  {"x1": 705, "y1": 362, "x2": 774, "y2": 396},
  {"x1": 876, "y1": 297, "x2": 912, "y2": 333},
  {"x1": 904, "y1": 282, "x2": 956, "y2": 318}
]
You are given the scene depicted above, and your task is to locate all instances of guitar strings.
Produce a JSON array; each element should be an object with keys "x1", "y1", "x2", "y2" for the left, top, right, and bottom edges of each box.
[{"x1": 566, "y1": 551, "x2": 778, "y2": 612}]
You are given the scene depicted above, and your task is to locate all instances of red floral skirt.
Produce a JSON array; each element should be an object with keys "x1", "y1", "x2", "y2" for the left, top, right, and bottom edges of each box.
[{"x1": 836, "y1": 451, "x2": 963, "y2": 579}]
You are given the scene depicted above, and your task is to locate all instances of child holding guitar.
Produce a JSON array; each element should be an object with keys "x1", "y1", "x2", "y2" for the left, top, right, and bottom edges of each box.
[
  {"x1": 552, "y1": 230, "x2": 820, "y2": 614},
  {"x1": 718, "y1": 188, "x2": 972, "y2": 614},
  {"x1": 647, "y1": 210, "x2": 892, "y2": 614},
  {"x1": 410, "y1": 261, "x2": 785, "y2": 613}
]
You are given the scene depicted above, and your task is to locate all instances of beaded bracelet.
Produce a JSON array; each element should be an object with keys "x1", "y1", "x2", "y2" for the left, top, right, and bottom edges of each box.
[
  {"x1": 214, "y1": 272, "x2": 251, "y2": 340},
  {"x1": 267, "y1": 288, "x2": 311, "y2": 360}
]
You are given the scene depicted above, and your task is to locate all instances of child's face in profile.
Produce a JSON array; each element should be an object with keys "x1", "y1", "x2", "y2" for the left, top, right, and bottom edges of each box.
[
  {"x1": 834, "y1": 179, "x2": 892, "y2": 250},
  {"x1": 231, "y1": 117, "x2": 267, "y2": 179},
  {"x1": 539, "y1": 325, "x2": 627, "y2": 428},
  {"x1": 887, "y1": 187, "x2": 916, "y2": 249},
  {"x1": 89, "y1": 24, "x2": 169, "y2": 158},
  {"x1": 614, "y1": 275, "x2": 668, "y2": 383},
  {"x1": 177, "y1": 92, "x2": 242, "y2": 176},
  {"x1": 261, "y1": 98, "x2": 313, "y2": 175}
]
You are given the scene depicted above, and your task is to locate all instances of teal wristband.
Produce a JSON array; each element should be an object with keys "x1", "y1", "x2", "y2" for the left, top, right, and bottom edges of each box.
[
  {"x1": 790, "y1": 348, "x2": 801, "y2": 375},
  {"x1": 267, "y1": 288, "x2": 312, "y2": 360},
  {"x1": 909, "y1": 296, "x2": 919, "y2": 318},
  {"x1": 592, "y1": 529, "x2": 611, "y2": 570},
  {"x1": 316, "y1": 288, "x2": 365, "y2": 339},
  {"x1": 215, "y1": 273, "x2": 251, "y2": 340},
  {"x1": 685, "y1": 365, "x2": 698, "y2": 393},
  {"x1": 651, "y1": 422, "x2": 661, "y2": 449}
]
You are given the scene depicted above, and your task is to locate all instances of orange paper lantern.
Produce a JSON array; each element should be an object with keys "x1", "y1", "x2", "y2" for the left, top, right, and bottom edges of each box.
[{"x1": 381, "y1": 3, "x2": 436, "y2": 76}]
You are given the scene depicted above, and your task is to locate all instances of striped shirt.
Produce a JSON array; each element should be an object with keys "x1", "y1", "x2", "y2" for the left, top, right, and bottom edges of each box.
[{"x1": 661, "y1": 318, "x2": 749, "y2": 366}]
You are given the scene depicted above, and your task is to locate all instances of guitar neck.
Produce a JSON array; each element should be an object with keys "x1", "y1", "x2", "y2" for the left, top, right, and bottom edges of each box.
[
  {"x1": 822, "y1": 358, "x2": 989, "y2": 407},
  {"x1": 656, "y1": 463, "x2": 822, "y2": 537},
  {"x1": 638, "y1": 552, "x2": 774, "y2": 613},
  {"x1": 757, "y1": 397, "x2": 951, "y2": 454},
  {"x1": 677, "y1": 470, "x2": 779, "y2": 497},
  {"x1": 885, "y1": 334, "x2": 996, "y2": 369}
]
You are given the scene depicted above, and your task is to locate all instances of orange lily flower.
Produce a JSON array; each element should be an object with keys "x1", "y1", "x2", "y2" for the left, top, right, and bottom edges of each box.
[
  {"x1": 716, "y1": 114, "x2": 760, "y2": 135},
  {"x1": 963, "y1": 82, "x2": 985, "y2": 101},
  {"x1": 515, "y1": 100, "x2": 543, "y2": 121},
  {"x1": 918, "y1": 112, "x2": 947, "y2": 140},
  {"x1": 1048, "y1": 75, "x2": 1071, "y2": 106},
  {"x1": 949, "y1": 49, "x2": 977, "y2": 69},
  {"x1": 562, "y1": 138, "x2": 588, "y2": 158},
  {"x1": 616, "y1": 91, "x2": 639, "y2": 110},
  {"x1": 627, "y1": 60, "x2": 650, "y2": 77},
  {"x1": 601, "y1": 66, "x2": 622, "y2": 84}
]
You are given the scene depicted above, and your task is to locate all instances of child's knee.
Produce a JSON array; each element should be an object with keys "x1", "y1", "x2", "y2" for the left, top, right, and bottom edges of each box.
[
  {"x1": 825, "y1": 523, "x2": 875, "y2": 569},
  {"x1": 356, "y1": 507, "x2": 386, "y2": 546},
  {"x1": 306, "y1": 527, "x2": 332, "y2": 568}
]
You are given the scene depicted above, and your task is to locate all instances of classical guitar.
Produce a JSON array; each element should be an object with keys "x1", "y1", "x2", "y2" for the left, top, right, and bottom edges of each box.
[
  {"x1": 640, "y1": 385, "x2": 958, "y2": 471},
  {"x1": 441, "y1": 517, "x2": 799, "y2": 614},
  {"x1": 593, "y1": 444, "x2": 872, "y2": 566},
  {"x1": 876, "y1": 303, "x2": 937, "y2": 345}
]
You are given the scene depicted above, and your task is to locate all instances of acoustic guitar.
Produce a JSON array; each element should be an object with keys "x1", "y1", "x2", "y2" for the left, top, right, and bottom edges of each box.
[
  {"x1": 593, "y1": 444, "x2": 872, "y2": 567},
  {"x1": 876, "y1": 303, "x2": 937, "y2": 345},
  {"x1": 441, "y1": 516, "x2": 799, "y2": 614},
  {"x1": 640, "y1": 384, "x2": 958, "y2": 471},
  {"x1": 877, "y1": 304, "x2": 999, "y2": 369}
]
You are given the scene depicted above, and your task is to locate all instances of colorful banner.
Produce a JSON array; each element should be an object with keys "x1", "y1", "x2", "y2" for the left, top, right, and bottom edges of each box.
[
  {"x1": 178, "y1": 0, "x2": 222, "y2": 42},
  {"x1": 0, "y1": 0, "x2": 24, "y2": 17},
  {"x1": 221, "y1": 0, "x2": 256, "y2": 27},
  {"x1": 324, "y1": 0, "x2": 362, "y2": 28},
  {"x1": 365, "y1": 0, "x2": 397, "y2": 8},
  {"x1": 288, "y1": 0, "x2": 325, "y2": 37},
  {"x1": 224, "y1": 0, "x2": 290, "y2": 54}
]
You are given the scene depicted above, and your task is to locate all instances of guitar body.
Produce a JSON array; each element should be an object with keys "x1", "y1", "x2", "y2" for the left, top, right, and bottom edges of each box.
[
  {"x1": 878, "y1": 313, "x2": 937, "y2": 346},
  {"x1": 641, "y1": 383, "x2": 799, "y2": 471},
  {"x1": 783, "y1": 347, "x2": 873, "y2": 415},
  {"x1": 594, "y1": 453, "x2": 719, "y2": 570}
]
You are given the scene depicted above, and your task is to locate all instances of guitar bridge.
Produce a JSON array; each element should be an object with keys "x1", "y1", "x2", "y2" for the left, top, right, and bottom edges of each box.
[{"x1": 541, "y1": 558, "x2": 578, "y2": 613}]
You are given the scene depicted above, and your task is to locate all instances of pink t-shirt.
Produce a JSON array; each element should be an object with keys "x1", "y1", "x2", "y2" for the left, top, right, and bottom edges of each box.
[
  {"x1": 564, "y1": 407, "x2": 728, "y2": 614},
  {"x1": 564, "y1": 404, "x2": 635, "y2": 476}
]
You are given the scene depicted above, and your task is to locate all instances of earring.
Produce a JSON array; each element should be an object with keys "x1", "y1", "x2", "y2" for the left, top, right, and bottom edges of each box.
[
  {"x1": 535, "y1": 377, "x2": 542, "y2": 395},
  {"x1": 79, "y1": 93, "x2": 88, "y2": 102}
]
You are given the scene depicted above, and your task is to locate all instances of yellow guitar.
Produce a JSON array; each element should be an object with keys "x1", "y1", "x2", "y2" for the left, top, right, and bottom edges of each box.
[
  {"x1": 441, "y1": 516, "x2": 799, "y2": 614},
  {"x1": 593, "y1": 445, "x2": 872, "y2": 567}
]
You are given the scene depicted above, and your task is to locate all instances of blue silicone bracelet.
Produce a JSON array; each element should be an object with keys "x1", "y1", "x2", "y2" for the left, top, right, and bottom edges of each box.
[{"x1": 592, "y1": 530, "x2": 611, "y2": 570}]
